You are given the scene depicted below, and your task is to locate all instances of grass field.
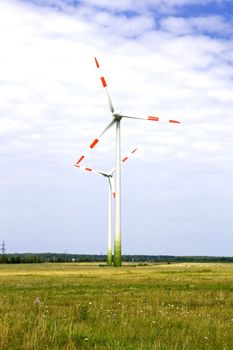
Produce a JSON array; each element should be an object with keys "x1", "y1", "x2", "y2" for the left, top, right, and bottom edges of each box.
[{"x1": 0, "y1": 263, "x2": 232, "y2": 349}]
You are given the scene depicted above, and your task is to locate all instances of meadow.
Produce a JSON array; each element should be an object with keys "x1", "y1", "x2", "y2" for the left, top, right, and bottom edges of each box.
[{"x1": 0, "y1": 263, "x2": 232, "y2": 349}]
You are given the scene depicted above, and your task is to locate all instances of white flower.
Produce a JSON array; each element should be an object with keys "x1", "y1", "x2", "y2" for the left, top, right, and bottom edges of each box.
[{"x1": 34, "y1": 298, "x2": 41, "y2": 306}]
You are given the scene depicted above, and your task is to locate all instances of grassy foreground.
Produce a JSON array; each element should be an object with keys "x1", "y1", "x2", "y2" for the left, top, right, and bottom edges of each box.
[{"x1": 0, "y1": 263, "x2": 232, "y2": 349}]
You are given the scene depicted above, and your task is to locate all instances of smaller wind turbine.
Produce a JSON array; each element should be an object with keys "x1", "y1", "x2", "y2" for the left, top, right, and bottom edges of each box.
[{"x1": 75, "y1": 148, "x2": 138, "y2": 265}]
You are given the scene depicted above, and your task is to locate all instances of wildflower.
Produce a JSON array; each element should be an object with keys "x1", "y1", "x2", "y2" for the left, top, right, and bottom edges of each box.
[
  {"x1": 34, "y1": 298, "x2": 41, "y2": 306},
  {"x1": 84, "y1": 338, "x2": 89, "y2": 341},
  {"x1": 204, "y1": 337, "x2": 209, "y2": 340}
]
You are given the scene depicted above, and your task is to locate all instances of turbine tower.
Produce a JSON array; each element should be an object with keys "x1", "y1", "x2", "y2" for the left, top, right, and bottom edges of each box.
[
  {"x1": 75, "y1": 57, "x2": 181, "y2": 267},
  {"x1": 75, "y1": 148, "x2": 138, "y2": 266}
]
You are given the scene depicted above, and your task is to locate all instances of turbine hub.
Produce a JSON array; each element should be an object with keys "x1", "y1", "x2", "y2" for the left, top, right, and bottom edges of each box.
[{"x1": 112, "y1": 113, "x2": 122, "y2": 121}]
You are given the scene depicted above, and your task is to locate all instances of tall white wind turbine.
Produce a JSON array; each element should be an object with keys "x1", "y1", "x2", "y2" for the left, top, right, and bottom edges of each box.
[
  {"x1": 75, "y1": 148, "x2": 138, "y2": 266},
  {"x1": 75, "y1": 57, "x2": 181, "y2": 267}
]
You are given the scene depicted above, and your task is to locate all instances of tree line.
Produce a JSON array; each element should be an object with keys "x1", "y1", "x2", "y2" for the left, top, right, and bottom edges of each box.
[{"x1": 0, "y1": 253, "x2": 233, "y2": 264}]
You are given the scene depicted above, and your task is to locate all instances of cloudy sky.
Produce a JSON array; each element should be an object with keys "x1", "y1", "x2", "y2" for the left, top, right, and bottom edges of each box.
[{"x1": 1, "y1": 0, "x2": 233, "y2": 255}]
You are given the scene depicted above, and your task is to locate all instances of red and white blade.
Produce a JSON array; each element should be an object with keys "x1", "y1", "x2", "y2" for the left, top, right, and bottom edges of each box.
[
  {"x1": 74, "y1": 119, "x2": 116, "y2": 167},
  {"x1": 74, "y1": 165, "x2": 99, "y2": 176},
  {"x1": 122, "y1": 147, "x2": 138, "y2": 164},
  {"x1": 74, "y1": 165, "x2": 109, "y2": 178},
  {"x1": 122, "y1": 115, "x2": 181, "y2": 124},
  {"x1": 94, "y1": 57, "x2": 115, "y2": 114},
  {"x1": 110, "y1": 147, "x2": 138, "y2": 175}
]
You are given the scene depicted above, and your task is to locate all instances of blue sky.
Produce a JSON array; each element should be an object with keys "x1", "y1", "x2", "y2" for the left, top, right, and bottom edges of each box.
[
  {"x1": 24, "y1": 0, "x2": 233, "y2": 18},
  {"x1": 0, "y1": 0, "x2": 233, "y2": 255}
]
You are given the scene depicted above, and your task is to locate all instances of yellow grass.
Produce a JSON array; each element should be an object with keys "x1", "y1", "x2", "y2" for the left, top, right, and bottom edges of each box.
[{"x1": 0, "y1": 263, "x2": 232, "y2": 349}]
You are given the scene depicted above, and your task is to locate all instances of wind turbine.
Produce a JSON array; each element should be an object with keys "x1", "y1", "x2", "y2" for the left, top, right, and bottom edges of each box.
[
  {"x1": 75, "y1": 148, "x2": 138, "y2": 266},
  {"x1": 75, "y1": 57, "x2": 181, "y2": 267}
]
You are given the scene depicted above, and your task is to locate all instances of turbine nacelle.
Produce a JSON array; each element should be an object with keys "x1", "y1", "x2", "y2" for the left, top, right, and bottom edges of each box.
[
  {"x1": 112, "y1": 113, "x2": 123, "y2": 121},
  {"x1": 101, "y1": 173, "x2": 113, "y2": 178}
]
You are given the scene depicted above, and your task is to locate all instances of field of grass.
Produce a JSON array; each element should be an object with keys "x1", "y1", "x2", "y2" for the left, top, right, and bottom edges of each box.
[{"x1": 0, "y1": 262, "x2": 232, "y2": 349}]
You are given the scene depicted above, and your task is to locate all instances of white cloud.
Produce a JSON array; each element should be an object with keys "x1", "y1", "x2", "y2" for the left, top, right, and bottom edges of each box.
[
  {"x1": 161, "y1": 15, "x2": 233, "y2": 36},
  {"x1": 190, "y1": 15, "x2": 232, "y2": 34},
  {"x1": 161, "y1": 17, "x2": 193, "y2": 35}
]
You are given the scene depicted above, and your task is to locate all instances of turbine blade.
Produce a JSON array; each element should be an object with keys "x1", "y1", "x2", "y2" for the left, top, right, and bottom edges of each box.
[
  {"x1": 74, "y1": 119, "x2": 116, "y2": 166},
  {"x1": 109, "y1": 176, "x2": 115, "y2": 199},
  {"x1": 168, "y1": 119, "x2": 181, "y2": 124},
  {"x1": 99, "y1": 119, "x2": 116, "y2": 138},
  {"x1": 110, "y1": 147, "x2": 138, "y2": 175},
  {"x1": 94, "y1": 57, "x2": 115, "y2": 114},
  {"x1": 74, "y1": 165, "x2": 99, "y2": 176},
  {"x1": 122, "y1": 115, "x2": 181, "y2": 123},
  {"x1": 74, "y1": 165, "x2": 108, "y2": 177},
  {"x1": 110, "y1": 148, "x2": 138, "y2": 198},
  {"x1": 122, "y1": 147, "x2": 138, "y2": 164}
]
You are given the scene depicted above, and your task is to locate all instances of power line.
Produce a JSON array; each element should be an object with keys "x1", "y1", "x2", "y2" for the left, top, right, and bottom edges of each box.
[{"x1": 1, "y1": 240, "x2": 5, "y2": 254}]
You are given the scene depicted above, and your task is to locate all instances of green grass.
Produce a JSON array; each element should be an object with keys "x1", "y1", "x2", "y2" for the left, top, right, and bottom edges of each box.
[{"x1": 0, "y1": 263, "x2": 233, "y2": 349}]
